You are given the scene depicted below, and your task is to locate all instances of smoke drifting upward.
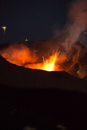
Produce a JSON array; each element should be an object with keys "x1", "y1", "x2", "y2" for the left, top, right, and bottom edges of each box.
[{"x1": 63, "y1": 0, "x2": 87, "y2": 51}]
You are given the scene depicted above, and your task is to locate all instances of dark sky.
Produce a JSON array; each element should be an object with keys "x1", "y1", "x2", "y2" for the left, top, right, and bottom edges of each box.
[{"x1": 0, "y1": 0, "x2": 71, "y2": 44}]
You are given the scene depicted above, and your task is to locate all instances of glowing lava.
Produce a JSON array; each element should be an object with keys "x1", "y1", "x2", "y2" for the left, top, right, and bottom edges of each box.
[
  {"x1": 0, "y1": 44, "x2": 62, "y2": 72},
  {"x1": 39, "y1": 52, "x2": 58, "y2": 71},
  {"x1": 24, "y1": 52, "x2": 58, "y2": 71}
]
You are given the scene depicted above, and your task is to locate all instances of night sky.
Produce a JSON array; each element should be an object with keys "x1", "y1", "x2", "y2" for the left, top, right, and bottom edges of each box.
[{"x1": 0, "y1": 0, "x2": 70, "y2": 44}]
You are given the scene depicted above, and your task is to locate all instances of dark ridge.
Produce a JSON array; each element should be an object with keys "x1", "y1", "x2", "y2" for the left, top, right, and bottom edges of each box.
[{"x1": 48, "y1": 70, "x2": 76, "y2": 79}]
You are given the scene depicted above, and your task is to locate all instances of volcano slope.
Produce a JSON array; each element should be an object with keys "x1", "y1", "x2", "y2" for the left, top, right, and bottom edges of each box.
[
  {"x1": 0, "y1": 55, "x2": 87, "y2": 92},
  {"x1": 0, "y1": 56, "x2": 87, "y2": 130}
]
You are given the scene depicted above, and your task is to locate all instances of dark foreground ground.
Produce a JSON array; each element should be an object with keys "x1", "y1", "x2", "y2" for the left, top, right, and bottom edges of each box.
[{"x1": 0, "y1": 84, "x2": 87, "y2": 130}]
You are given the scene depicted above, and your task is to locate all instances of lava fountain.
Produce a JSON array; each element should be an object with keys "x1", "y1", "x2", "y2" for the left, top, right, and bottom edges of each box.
[{"x1": 24, "y1": 51, "x2": 60, "y2": 71}]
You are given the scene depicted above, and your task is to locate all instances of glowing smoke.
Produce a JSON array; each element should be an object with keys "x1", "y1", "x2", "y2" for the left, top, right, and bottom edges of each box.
[{"x1": 0, "y1": 44, "x2": 38, "y2": 66}]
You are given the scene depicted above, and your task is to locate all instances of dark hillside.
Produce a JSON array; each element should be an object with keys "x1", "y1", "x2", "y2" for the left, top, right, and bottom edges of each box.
[{"x1": 0, "y1": 84, "x2": 87, "y2": 130}]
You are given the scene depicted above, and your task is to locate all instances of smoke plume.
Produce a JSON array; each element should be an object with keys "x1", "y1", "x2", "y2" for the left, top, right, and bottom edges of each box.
[{"x1": 65, "y1": 0, "x2": 87, "y2": 50}]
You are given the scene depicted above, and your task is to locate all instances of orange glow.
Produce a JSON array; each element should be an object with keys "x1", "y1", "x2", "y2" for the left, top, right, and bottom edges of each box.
[
  {"x1": 0, "y1": 44, "x2": 63, "y2": 72},
  {"x1": 43, "y1": 53, "x2": 57, "y2": 71},
  {"x1": 24, "y1": 52, "x2": 58, "y2": 71}
]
